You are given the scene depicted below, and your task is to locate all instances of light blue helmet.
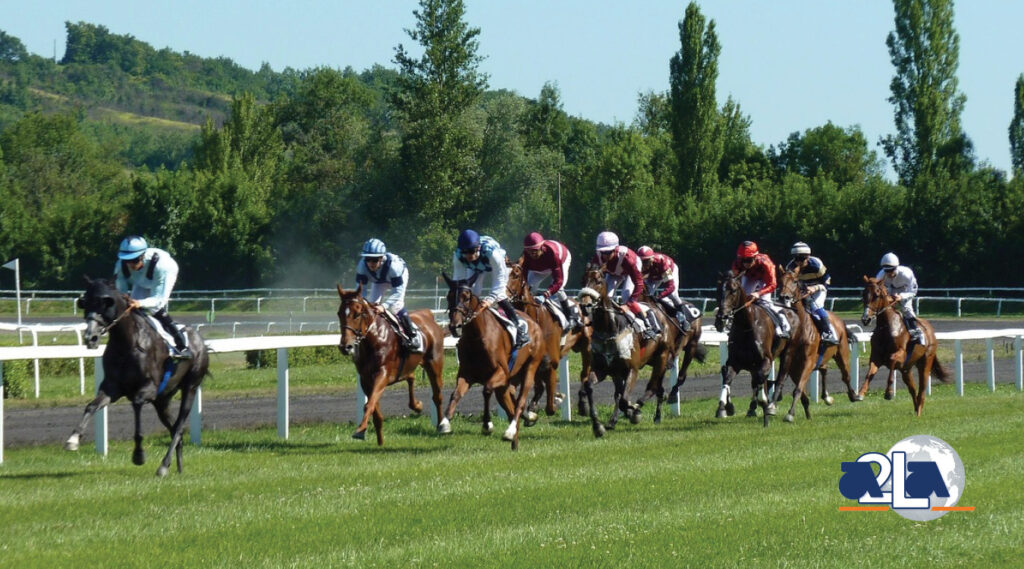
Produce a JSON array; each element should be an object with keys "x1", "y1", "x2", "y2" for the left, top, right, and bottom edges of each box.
[
  {"x1": 361, "y1": 238, "x2": 387, "y2": 257},
  {"x1": 117, "y1": 236, "x2": 148, "y2": 260}
]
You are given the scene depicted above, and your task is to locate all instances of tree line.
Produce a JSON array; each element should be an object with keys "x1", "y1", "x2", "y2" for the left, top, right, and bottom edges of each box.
[{"x1": 2, "y1": 0, "x2": 1024, "y2": 292}]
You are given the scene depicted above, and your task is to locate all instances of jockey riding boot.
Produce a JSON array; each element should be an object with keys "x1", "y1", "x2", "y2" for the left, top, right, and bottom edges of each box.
[
  {"x1": 674, "y1": 309, "x2": 692, "y2": 334},
  {"x1": 155, "y1": 309, "x2": 192, "y2": 359},
  {"x1": 813, "y1": 309, "x2": 839, "y2": 345},
  {"x1": 499, "y1": 299, "x2": 529, "y2": 349},
  {"x1": 775, "y1": 309, "x2": 791, "y2": 339},
  {"x1": 561, "y1": 296, "x2": 581, "y2": 331},
  {"x1": 398, "y1": 309, "x2": 424, "y2": 353},
  {"x1": 643, "y1": 310, "x2": 661, "y2": 341},
  {"x1": 905, "y1": 317, "x2": 924, "y2": 344}
]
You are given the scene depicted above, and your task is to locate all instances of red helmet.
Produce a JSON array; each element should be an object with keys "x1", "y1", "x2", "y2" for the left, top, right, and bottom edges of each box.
[
  {"x1": 637, "y1": 246, "x2": 655, "y2": 259},
  {"x1": 737, "y1": 241, "x2": 759, "y2": 258},
  {"x1": 523, "y1": 232, "x2": 545, "y2": 250}
]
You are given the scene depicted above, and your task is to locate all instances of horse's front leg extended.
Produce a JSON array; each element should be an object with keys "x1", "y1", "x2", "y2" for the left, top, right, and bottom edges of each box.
[
  {"x1": 131, "y1": 400, "x2": 146, "y2": 466},
  {"x1": 442, "y1": 373, "x2": 472, "y2": 424},
  {"x1": 64, "y1": 389, "x2": 117, "y2": 451},
  {"x1": 716, "y1": 363, "x2": 738, "y2": 418},
  {"x1": 406, "y1": 376, "x2": 423, "y2": 414},
  {"x1": 858, "y1": 361, "x2": 880, "y2": 399},
  {"x1": 353, "y1": 371, "x2": 388, "y2": 442}
]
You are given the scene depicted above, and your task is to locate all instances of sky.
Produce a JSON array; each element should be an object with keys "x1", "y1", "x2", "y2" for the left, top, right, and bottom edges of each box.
[{"x1": 2, "y1": 0, "x2": 1023, "y2": 176}]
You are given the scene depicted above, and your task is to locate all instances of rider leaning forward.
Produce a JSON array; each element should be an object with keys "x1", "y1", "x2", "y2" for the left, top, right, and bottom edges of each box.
[
  {"x1": 520, "y1": 231, "x2": 582, "y2": 332},
  {"x1": 731, "y1": 240, "x2": 791, "y2": 339},
  {"x1": 637, "y1": 245, "x2": 692, "y2": 334},
  {"x1": 355, "y1": 238, "x2": 423, "y2": 353},
  {"x1": 588, "y1": 231, "x2": 662, "y2": 341},
  {"x1": 452, "y1": 229, "x2": 529, "y2": 349},
  {"x1": 785, "y1": 241, "x2": 839, "y2": 345},
  {"x1": 875, "y1": 252, "x2": 924, "y2": 343}
]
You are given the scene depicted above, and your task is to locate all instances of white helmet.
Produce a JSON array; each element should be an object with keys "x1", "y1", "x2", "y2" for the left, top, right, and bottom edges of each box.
[
  {"x1": 790, "y1": 241, "x2": 811, "y2": 256},
  {"x1": 880, "y1": 252, "x2": 899, "y2": 268},
  {"x1": 595, "y1": 231, "x2": 619, "y2": 252}
]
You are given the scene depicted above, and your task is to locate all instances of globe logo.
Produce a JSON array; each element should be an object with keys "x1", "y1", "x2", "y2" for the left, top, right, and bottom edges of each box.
[{"x1": 883, "y1": 435, "x2": 966, "y2": 521}]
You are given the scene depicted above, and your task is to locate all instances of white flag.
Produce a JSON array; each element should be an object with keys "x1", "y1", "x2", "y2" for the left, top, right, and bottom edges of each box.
[{"x1": 1, "y1": 258, "x2": 16, "y2": 270}]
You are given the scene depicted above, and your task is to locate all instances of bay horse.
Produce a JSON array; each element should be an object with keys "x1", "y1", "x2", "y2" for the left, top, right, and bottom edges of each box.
[
  {"x1": 441, "y1": 272, "x2": 546, "y2": 450},
  {"x1": 644, "y1": 292, "x2": 707, "y2": 409},
  {"x1": 64, "y1": 277, "x2": 209, "y2": 476},
  {"x1": 576, "y1": 268, "x2": 680, "y2": 436},
  {"x1": 775, "y1": 268, "x2": 859, "y2": 420},
  {"x1": 336, "y1": 285, "x2": 445, "y2": 445},
  {"x1": 505, "y1": 262, "x2": 591, "y2": 424},
  {"x1": 858, "y1": 276, "x2": 949, "y2": 415},
  {"x1": 714, "y1": 270, "x2": 796, "y2": 427}
]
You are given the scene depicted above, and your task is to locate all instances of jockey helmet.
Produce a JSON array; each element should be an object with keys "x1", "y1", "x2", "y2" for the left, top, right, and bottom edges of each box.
[
  {"x1": 880, "y1": 252, "x2": 899, "y2": 269},
  {"x1": 736, "y1": 241, "x2": 759, "y2": 258},
  {"x1": 595, "y1": 231, "x2": 619, "y2": 252},
  {"x1": 457, "y1": 229, "x2": 481, "y2": 252},
  {"x1": 637, "y1": 246, "x2": 655, "y2": 259},
  {"x1": 790, "y1": 241, "x2": 811, "y2": 256},
  {"x1": 523, "y1": 232, "x2": 545, "y2": 250},
  {"x1": 118, "y1": 235, "x2": 148, "y2": 260},
  {"x1": 361, "y1": 238, "x2": 387, "y2": 257}
]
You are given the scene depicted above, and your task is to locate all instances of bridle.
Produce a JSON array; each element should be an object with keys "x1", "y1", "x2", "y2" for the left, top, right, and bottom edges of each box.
[
  {"x1": 861, "y1": 284, "x2": 900, "y2": 323},
  {"x1": 83, "y1": 294, "x2": 135, "y2": 337},
  {"x1": 341, "y1": 296, "x2": 382, "y2": 346},
  {"x1": 505, "y1": 265, "x2": 537, "y2": 306},
  {"x1": 448, "y1": 284, "x2": 484, "y2": 334}
]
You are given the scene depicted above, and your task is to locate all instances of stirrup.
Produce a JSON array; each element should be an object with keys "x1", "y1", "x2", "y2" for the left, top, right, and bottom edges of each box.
[{"x1": 173, "y1": 347, "x2": 193, "y2": 360}]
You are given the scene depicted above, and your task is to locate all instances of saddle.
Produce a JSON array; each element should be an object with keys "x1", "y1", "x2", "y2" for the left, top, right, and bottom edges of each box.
[
  {"x1": 489, "y1": 306, "x2": 525, "y2": 345},
  {"x1": 380, "y1": 309, "x2": 424, "y2": 350},
  {"x1": 538, "y1": 297, "x2": 569, "y2": 333},
  {"x1": 142, "y1": 313, "x2": 190, "y2": 356}
]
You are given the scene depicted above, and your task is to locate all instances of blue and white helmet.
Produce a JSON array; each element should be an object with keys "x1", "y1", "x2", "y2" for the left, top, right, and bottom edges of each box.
[
  {"x1": 117, "y1": 236, "x2": 148, "y2": 260},
  {"x1": 361, "y1": 238, "x2": 387, "y2": 257}
]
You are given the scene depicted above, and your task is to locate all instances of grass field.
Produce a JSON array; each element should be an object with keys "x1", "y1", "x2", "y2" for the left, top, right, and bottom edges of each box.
[{"x1": 1, "y1": 383, "x2": 1021, "y2": 568}]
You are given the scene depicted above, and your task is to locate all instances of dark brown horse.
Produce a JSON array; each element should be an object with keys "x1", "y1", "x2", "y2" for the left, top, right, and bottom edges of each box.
[
  {"x1": 858, "y1": 276, "x2": 949, "y2": 415},
  {"x1": 576, "y1": 268, "x2": 681, "y2": 436},
  {"x1": 336, "y1": 285, "x2": 445, "y2": 445},
  {"x1": 441, "y1": 273, "x2": 546, "y2": 450},
  {"x1": 643, "y1": 293, "x2": 707, "y2": 409},
  {"x1": 775, "y1": 268, "x2": 859, "y2": 420},
  {"x1": 714, "y1": 270, "x2": 796, "y2": 427},
  {"x1": 505, "y1": 262, "x2": 591, "y2": 424},
  {"x1": 64, "y1": 277, "x2": 209, "y2": 476}
]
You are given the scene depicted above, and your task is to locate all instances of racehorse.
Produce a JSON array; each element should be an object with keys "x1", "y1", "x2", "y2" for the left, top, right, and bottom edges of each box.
[
  {"x1": 336, "y1": 285, "x2": 445, "y2": 445},
  {"x1": 775, "y1": 268, "x2": 859, "y2": 420},
  {"x1": 441, "y1": 272, "x2": 545, "y2": 450},
  {"x1": 64, "y1": 277, "x2": 209, "y2": 476},
  {"x1": 645, "y1": 293, "x2": 707, "y2": 409},
  {"x1": 505, "y1": 262, "x2": 591, "y2": 424},
  {"x1": 577, "y1": 268, "x2": 681, "y2": 436},
  {"x1": 714, "y1": 270, "x2": 796, "y2": 427},
  {"x1": 858, "y1": 276, "x2": 949, "y2": 415}
]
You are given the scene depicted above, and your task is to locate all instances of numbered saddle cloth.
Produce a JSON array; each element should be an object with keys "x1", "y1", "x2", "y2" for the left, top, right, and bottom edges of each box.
[{"x1": 142, "y1": 313, "x2": 189, "y2": 355}]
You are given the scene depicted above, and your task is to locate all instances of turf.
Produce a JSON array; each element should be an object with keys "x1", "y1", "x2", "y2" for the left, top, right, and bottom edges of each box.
[{"x1": 1, "y1": 383, "x2": 1021, "y2": 568}]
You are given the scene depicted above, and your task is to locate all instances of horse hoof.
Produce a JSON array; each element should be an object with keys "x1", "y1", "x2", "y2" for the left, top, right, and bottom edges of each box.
[
  {"x1": 593, "y1": 424, "x2": 606, "y2": 438},
  {"x1": 716, "y1": 409, "x2": 728, "y2": 419},
  {"x1": 629, "y1": 411, "x2": 642, "y2": 425},
  {"x1": 436, "y1": 417, "x2": 452, "y2": 434},
  {"x1": 766, "y1": 403, "x2": 777, "y2": 416},
  {"x1": 763, "y1": 415, "x2": 770, "y2": 428},
  {"x1": 553, "y1": 393, "x2": 565, "y2": 407},
  {"x1": 746, "y1": 409, "x2": 757, "y2": 418},
  {"x1": 884, "y1": 391, "x2": 894, "y2": 400},
  {"x1": 352, "y1": 430, "x2": 366, "y2": 440},
  {"x1": 725, "y1": 402, "x2": 736, "y2": 416},
  {"x1": 824, "y1": 396, "x2": 835, "y2": 406},
  {"x1": 156, "y1": 466, "x2": 169, "y2": 478},
  {"x1": 132, "y1": 449, "x2": 146, "y2": 466},
  {"x1": 502, "y1": 424, "x2": 517, "y2": 442},
  {"x1": 653, "y1": 415, "x2": 662, "y2": 425},
  {"x1": 850, "y1": 393, "x2": 864, "y2": 402},
  {"x1": 604, "y1": 421, "x2": 616, "y2": 431},
  {"x1": 483, "y1": 422, "x2": 494, "y2": 436},
  {"x1": 524, "y1": 412, "x2": 539, "y2": 427},
  {"x1": 784, "y1": 414, "x2": 794, "y2": 423},
  {"x1": 64, "y1": 439, "x2": 79, "y2": 452}
]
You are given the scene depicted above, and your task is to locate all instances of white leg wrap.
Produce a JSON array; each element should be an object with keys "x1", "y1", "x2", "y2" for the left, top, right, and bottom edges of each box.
[
  {"x1": 437, "y1": 417, "x2": 452, "y2": 434},
  {"x1": 502, "y1": 422, "x2": 518, "y2": 441},
  {"x1": 718, "y1": 384, "x2": 731, "y2": 405}
]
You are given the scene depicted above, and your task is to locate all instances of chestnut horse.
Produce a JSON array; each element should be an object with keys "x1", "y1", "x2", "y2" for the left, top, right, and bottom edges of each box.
[
  {"x1": 505, "y1": 263, "x2": 591, "y2": 424},
  {"x1": 65, "y1": 277, "x2": 209, "y2": 476},
  {"x1": 858, "y1": 276, "x2": 949, "y2": 415},
  {"x1": 441, "y1": 273, "x2": 546, "y2": 450},
  {"x1": 775, "y1": 268, "x2": 859, "y2": 420},
  {"x1": 576, "y1": 268, "x2": 681, "y2": 436},
  {"x1": 714, "y1": 270, "x2": 796, "y2": 427},
  {"x1": 336, "y1": 285, "x2": 445, "y2": 445}
]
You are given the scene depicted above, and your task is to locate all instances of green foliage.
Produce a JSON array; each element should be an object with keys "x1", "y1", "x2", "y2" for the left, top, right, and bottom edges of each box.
[
  {"x1": 244, "y1": 345, "x2": 347, "y2": 369},
  {"x1": 1, "y1": 360, "x2": 29, "y2": 398},
  {"x1": 1010, "y1": 75, "x2": 1024, "y2": 178},
  {"x1": 770, "y1": 122, "x2": 884, "y2": 186}
]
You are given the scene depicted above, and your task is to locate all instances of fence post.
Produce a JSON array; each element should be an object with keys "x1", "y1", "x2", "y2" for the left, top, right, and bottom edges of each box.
[
  {"x1": 986, "y1": 338, "x2": 996, "y2": 392},
  {"x1": 94, "y1": 358, "x2": 107, "y2": 456},
  {"x1": 356, "y1": 377, "x2": 368, "y2": 426},
  {"x1": 559, "y1": 356, "x2": 571, "y2": 421},
  {"x1": 809, "y1": 370, "x2": 819, "y2": 403},
  {"x1": 190, "y1": 386, "x2": 202, "y2": 445},
  {"x1": 1015, "y1": 336, "x2": 1022, "y2": 391},
  {"x1": 74, "y1": 328, "x2": 85, "y2": 395},
  {"x1": 956, "y1": 298, "x2": 962, "y2": 318},
  {"x1": 277, "y1": 348, "x2": 289, "y2": 439},
  {"x1": 954, "y1": 339, "x2": 964, "y2": 396}
]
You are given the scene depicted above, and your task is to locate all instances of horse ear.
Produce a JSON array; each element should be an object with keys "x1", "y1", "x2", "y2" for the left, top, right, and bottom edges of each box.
[
  {"x1": 83, "y1": 274, "x2": 93, "y2": 285},
  {"x1": 337, "y1": 283, "x2": 344, "y2": 297},
  {"x1": 354, "y1": 283, "x2": 362, "y2": 297},
  {"x1": 441, "y1": 271, "x2": 454, "y2": 288},
  {"x1": 467, "y1": 271, "x2": 480, "y2": 287},
  {"x1": 862, "y1": 275, "x2": 871, "y2": 283}
]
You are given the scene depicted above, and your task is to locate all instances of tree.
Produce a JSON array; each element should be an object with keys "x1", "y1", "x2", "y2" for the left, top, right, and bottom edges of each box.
[
  {"x1": 391, "y1": 0, "x2": 488, "y2": 270},
  {"x1": 881, "y1": 0, "x2": 971, "y2": 186},
  {"x1": 1010, "y1": 74, "x2": 1024, "y2": 178},
  {"x1": 669, "y1": 2, "x2": 723, "y2": 198},
  {"x1": 770, "y1": 122, "x2": 884, "y2": 186}
]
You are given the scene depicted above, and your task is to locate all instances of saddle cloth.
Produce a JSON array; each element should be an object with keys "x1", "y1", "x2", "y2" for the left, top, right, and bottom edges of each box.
[
  {"x1": 488, "y1": 306, "x2": 521, "y2": 343},
  {"x1": 533, "y1": 296, "x2": 569, "y2": 333},
  {"x1": 380, "y1": 309, "x2": 424, "y2": 347},
  {"x1": 142, "y1": 313, "x2": 189, "y2": 355},
  {"x1": 679, "y1": 301, "x2": 701, "y2": 322}
]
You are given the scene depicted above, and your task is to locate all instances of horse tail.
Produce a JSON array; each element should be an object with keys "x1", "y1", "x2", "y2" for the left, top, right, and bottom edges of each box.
[{"x1": 931, "y1": 356, "x2": 951, "y2": 384}]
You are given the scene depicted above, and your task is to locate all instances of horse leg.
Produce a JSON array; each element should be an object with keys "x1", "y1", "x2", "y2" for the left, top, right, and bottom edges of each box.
[
  {"x1": 584, "y1": 373, "x2": 605, "y2": 438},
  {"x1": 858, "y1": 361, "x2": 879, "y2": 399},
  {"x1": 901, "y1": 366, "x2": 919, "y2": 415},
  {"x1": 819, "y1": 368, "x2": 835, "y2": 406},
  {"x1": 481, "y1": 387, "x2": 495, "y2": 435},
  {"x1": 64, "y1": 386, "x2": 120, "y2": 451},
  {"x1": 131, "y1": 400, "x2": 146, "y2": 466},
  {"x1": 607, "y1": 370, "x2": 635, "y2": 430},
  {"x1": 786, "y1": 357, "x2": 816, "y2": 423},
  {"x1": 353, "y1": 372, "x2": 387, "y2": 441},
  {"x1": 756, "y1": 361, "x2": 772, "y2": 427},
  {"x1": 372, "y1": 404, "x2": 385, "y2": 446},
  {"x1": 915, "y1": 357, "x2": 932, "y2": 417},
  {"x1": 153, "y1": 398, "x2": 180, "y2": 472},
  {"x1": 622, "y1": 366, "x2": 643, "y2": 424},
  {"x1": 884, "y1": 361, "x2": 899, "y2": 400},
  {"x1": 441, "y1": 374, "x2": 472, "y2": 433},
  {"x1": 716, "y1": 364, "x2": 737, "y2": 418},
  {"x1": 405, "y1": 376, "x2": 423, "y2": 414},
  {"x1": 545, "y1": 358, "x2": 559, "y2": 417},
  {"x1": 668, "y1": 348, "x2": 696, "y2": 402},
  {"x1": 577, "y1": 347, "x2": 593, "y2": 416},
  {"x1": 508, "y1": 364, "x2": 539, "y2": 451},
  {"x1": 156, "y1": 384, "x2": 199, "y2": 477},
  {"x1": 424, "y1": 359, "x2": 447, "y2": 434}
]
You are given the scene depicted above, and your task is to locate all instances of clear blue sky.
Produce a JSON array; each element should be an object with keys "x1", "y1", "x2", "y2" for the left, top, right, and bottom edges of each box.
[{"x1": 3, "y1": 0, "x2": 1022, "y2": 176}]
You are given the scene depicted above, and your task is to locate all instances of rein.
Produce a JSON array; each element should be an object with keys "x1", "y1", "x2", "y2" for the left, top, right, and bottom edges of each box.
[
  {"x1": 89, "y1": 298, "x2": 136, "y2": 336},
  {"x1": 342, "y1": 299, "x2": 385, "y2": 345}
]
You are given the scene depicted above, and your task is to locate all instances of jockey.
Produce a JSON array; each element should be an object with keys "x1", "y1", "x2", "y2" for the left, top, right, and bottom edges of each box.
[
  {"x1": 588, "y1": 231, "x2": 661, "y2": 341},
  {"x1": 875, "y1": 252, "x2": 923, "y2": 343},
  {"x1": 521, "y1": 231, "x2": 582, "y2": 331},
  {"x1": 637, "y1": 246, "x2": 691, "y2": 334},
  {"x1": 452, "y1": 229, "x2": 528, "y2": 349},
  {"x1": 113, "y1": 235, "x2": 191, "y2": 359},
  {"x1": 785, "y1": 241, "x2": 838, "y2": 345},
  {"x1": 730, "y1": 240, "x2": 791, "y2": 339},
  {"x1": 355, "y1": 238, "x2": 422, "y2": 353}
]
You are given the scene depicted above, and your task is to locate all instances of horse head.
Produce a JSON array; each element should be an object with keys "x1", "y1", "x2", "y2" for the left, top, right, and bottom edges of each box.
[
  {"x1": 443, "y1": 271, "x2": 480, "y2": 338},
  {"x1": 79, "y1": 276, "x2": 128, "y2": 349},
  {"x1": 505, "y1": 262, "x2": 533, "y2": 305},
  {"x1": 337, "y1": 283, "x2": 376, "y2": 355},
  {"x1": 860, "y1": 275, "x2": 891, "y2": 325},
  {"x1": 777, "y1": 266, "x2": 801, "y2": 309},
  {"x1": 714, "y1": 271, "x2": 745, "y2": 333},
  {"x1": 577, "y1": 267, "x2": 606, "y2": 319}
]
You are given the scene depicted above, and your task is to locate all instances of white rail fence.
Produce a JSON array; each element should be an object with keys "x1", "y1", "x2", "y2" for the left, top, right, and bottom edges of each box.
[{"x1": 1, "y1": 327, "x2": 1023, "y2": 464}]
